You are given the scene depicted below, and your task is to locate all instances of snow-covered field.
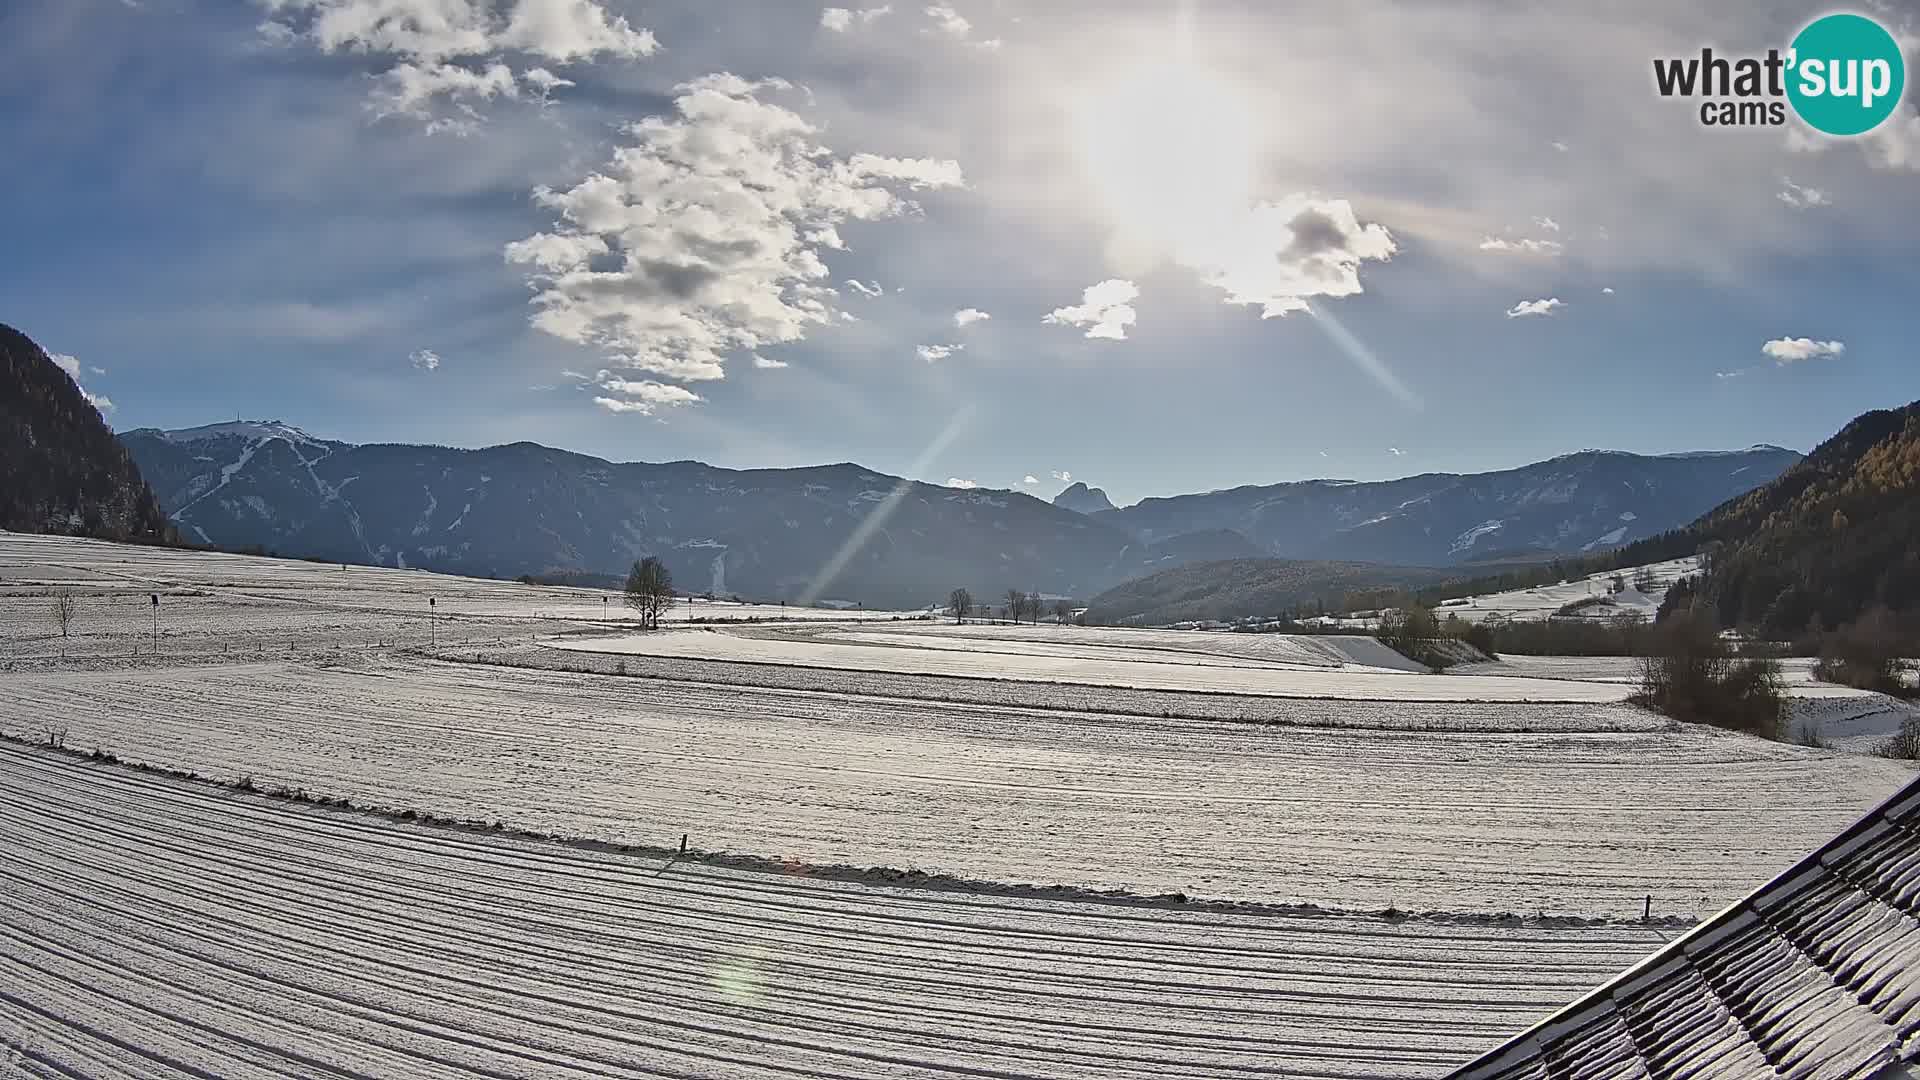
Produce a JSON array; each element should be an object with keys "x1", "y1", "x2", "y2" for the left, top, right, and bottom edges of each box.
[
  {"x1": 1435, "y1": 557, "x2": 1701, "y2": 624},
  {"x1": 3, "y1": 535, "x2": 1914, "y2": 1077},
  {"x1": 0, "y1": 742, "x2": 1670, "y2": 1079},
  {"x1": 4, "y1": 653, "x2": 1907, "y2": 918},
  {"x1": 553, "y1": 624, "x2": 1634, "y2": 702},
  {"x1": 0, "y1": 531, "x2": 927, "y2": 663}
]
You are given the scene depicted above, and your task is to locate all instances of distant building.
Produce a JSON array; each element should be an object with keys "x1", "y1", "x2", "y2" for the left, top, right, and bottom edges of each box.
[{"x1": 1448, "y1": 775, "x2": 1920, "y2": 1079}]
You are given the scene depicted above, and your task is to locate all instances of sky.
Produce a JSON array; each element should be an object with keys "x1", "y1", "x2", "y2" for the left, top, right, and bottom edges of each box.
[{"x1": 4, "y1": 0, "x2": 1920, "y2": 507}]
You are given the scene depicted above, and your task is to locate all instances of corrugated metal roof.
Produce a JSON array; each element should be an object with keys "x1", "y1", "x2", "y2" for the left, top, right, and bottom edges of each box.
[{"x1": 1449, "y1": 773, "x2": 1920, "y2": 1080}]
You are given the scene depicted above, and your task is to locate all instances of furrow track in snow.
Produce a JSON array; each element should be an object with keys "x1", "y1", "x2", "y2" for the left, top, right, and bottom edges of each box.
[{"x1": 0, "y1": 744, "x2": 1661, "y2": 1079}]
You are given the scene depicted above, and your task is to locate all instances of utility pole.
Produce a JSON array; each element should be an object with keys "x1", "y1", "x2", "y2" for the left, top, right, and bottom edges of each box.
[
  {"x1": 429, "y1": 596, "x2": 436, "y2": 648},
  {"x1": 149, "y1": 593, "x2": 159, "y2": 654}
]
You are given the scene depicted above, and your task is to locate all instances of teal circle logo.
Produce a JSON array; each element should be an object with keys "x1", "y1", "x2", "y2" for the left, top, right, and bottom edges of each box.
[{"x1": 1787, "y1": 13, "x2": 1905, "y2": 136}]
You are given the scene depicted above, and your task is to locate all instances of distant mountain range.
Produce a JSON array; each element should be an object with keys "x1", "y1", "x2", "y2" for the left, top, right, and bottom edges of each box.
[
  {"x1": 0, "y1": 324, "x2": 172, "y2": 544},
  {"x1": 114, "y1": 420, "x2": 1800, "y2": 608},
  {"x1": 1091, "y1": 446, "x2": 1801, "y2": 567}
]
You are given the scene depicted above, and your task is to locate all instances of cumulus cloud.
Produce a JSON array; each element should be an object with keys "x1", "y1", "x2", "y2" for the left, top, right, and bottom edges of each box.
[
  {"x1": 821, "y1": 5, "x2": 890, "y2": 31},
  {"x1": 945, "y1": 476, "x2": 978, "y2": 489},
  {"x1": 845, "y1": 279, "x2": 885, "y2": 298},
  {"x1": 1533, "y1": 216, "x2": 1561, "y2": 232},
  {"x1": 409, "y1": 347, "x2": 442, "y2": 370},
  {"x1": 751, "y1": 353, "x2": 789, "y2": 369},
  {"x1": 592, "y1": 371, "x2": 702, "y2": 413},
  {"x1": 1050, "y1": 469, "x2": 1071, "y2": 482},
  {"x1": 507, "y1": 74, "x2": 962, "y2": 393},
  {"x1": 1387, "y1": 447, "x2": 1406, "y2": 456},
  {"x1": 258, "y1": 0, "x2": 657, "y2": 128},
  {"x1": 916, "y1": 343, "x2": 961, "y2": 362},
  {"x1": 1044, "y1": 279, "x2": 1138, "y2": 340},
  {"x1": 952, "y1": 307, "x2": 991, "y2": 327},
  {"x1": 1761, "y1": 337, "x2": 1845, "y2": 364},
  {"x1": 1021, "y1": 474, "x2": 1039, "y2": 485},
  {"x1": 1185, "y1": 197, "x2": 1395, "y2": 318},
  {"x1": 1602, "y1": 286, "x2": 1615, "y2": 295},
  {"x1": 50, "y1": 353, "x2": 82, "y2": 379},
  {"x1": 1777, "y1": 178, "x2": 1831, "y2": 209},
  {"x1": 1478, "y1": 236, "x2": 1564, "y2": 255},
  {"x1": 1505, "y1": 297, "x2": 1563, "y2": 318}
]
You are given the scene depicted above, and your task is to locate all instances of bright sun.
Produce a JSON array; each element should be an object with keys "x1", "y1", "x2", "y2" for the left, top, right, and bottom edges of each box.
[{"x1": 1073, "y1": 59, "x2": 1258, "y2": 269}]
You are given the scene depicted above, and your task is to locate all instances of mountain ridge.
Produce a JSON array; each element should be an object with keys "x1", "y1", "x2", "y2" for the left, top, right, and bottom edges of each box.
[{"x1": 118, "y1": 420, "x2": 1800, "y2": 607}]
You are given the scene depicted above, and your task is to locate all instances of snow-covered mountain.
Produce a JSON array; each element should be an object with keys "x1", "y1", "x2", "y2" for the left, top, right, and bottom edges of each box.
[
  {"x1": 118, "y1": 423, "x2": 1149, "y2": 607},
  {"x1": 1092, "y1": 446, "x2": 1803, "y2": 567},
  {"x1": 119, "y1": 424, "x2": 1800, "y2": 604}
]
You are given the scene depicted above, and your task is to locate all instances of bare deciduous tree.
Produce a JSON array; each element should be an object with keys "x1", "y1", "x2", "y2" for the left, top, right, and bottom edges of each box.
[
  {"x1": 51, "y1": 589, "x2": 76, "y2": 639},
  {"x1": 1053, "y1": 600, "x2": 1073, "y2": 625},
  {"x1": 624, "y1": 556, "x2": 676, "y2": 631},
  {"x1": 948, "y1": 587, "x2": 973, "y2": 624},
  {"x1": 1026, "y1": 592, "x2": 1043, "y2": 625},
  {"x1": 1005, "y1": 588, "x2": 1025, "y2": 625}
]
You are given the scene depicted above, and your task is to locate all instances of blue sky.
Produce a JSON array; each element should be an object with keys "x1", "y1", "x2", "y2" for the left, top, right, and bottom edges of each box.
[{"x1": 5, "y1": 0, "x2": 1919, "y2": 506}]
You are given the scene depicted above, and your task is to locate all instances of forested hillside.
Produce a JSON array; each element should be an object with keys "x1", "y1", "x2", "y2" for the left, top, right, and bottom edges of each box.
[
  {"x1": 1689, "y1": 402, "x2": 1920, "y2": 635},
  {"x1": 0, "y1": 324, "x2": 173, "y2": 544}
]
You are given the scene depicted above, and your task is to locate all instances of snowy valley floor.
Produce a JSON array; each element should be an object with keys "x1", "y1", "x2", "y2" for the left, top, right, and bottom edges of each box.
[{"x1": 3, "y1": 533, "x2": 1917, "y2": 1077}]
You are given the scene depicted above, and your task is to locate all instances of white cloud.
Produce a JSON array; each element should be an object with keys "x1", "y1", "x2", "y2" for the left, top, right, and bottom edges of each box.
[
  {"x1": 49, "y1": 353, "x2": 115, "y2": 413},
  {"x1": 1044, "y1": 278, "x2": 1138, "y2": 340},
  {"x1": 1505, "y1": 297, "x2": 1563, "y2": 318},
  {"x1": 1532, "y1": 216, "x2": 1561, "y2": 232},
  {"x1": 409, "y1": 347, "x2": 442, "y2": 371},
  {"x1": 1777, "y1": 178, "x2": 1831, "y2": 209},
  {"x1": 1551, "y1": 140, "x2": 1570, "y2": 153},
  {"x1": 1479, "y1": 236, "x2": 1564, "y2": 256},
  {"x1": 1050, "y1": 469, "x2": 1071, "y2": 482},
  {"x1": 1601, "y1": 287, "x2": 1615, "y2": 295},
  {"x1": 916, "y1": 343, "x2": 962, "y2": 362},
  {"x1": 945, "y1": 476, "x2": 978, "y2": 489},
  {"x1": 507, "y1": 74, "x2": 963, "y2": 391},
  {"x1": 845, "y1": 279, "x2": 885, "y2": 298},
  {"x1": 1761, "y1": 337, "x2": 1845, "y2": 364},
  {"x1": 952, "y1": 307, "x2": 991, "y2": 327},
  {"x1": 751, "y1": 353, "x2": 789, "y2": 369},
  {"x1": 821, "y1": 4, "x2": 890, "y2": 31},
  {"x1": 924, "y1": 4, "x2": 969, "y2": 38},
  {"x1": 1715, "y1": 370, "x2": 1745, "y2": 380},
  {"x1": 1020, "y1": 474, "x2": 1039, "y2": 485},
  {"x1": 260, "y1": 0, "x2": 657, "y2": 126},
  {"x1": 1387, "y1": 447, "x2": 1406, "y2": 456},
  {"x1": 1185, "y1": 197, "x2": 1395, "y2": 318},
  {"x1": 592, "y1": 371, "x2": 702, "y2": 414}
]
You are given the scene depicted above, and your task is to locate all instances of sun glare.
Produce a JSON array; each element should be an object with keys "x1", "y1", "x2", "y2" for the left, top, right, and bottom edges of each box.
[{"x1": 1073, "y1": 60, "x2": 1258, "y2": 269}]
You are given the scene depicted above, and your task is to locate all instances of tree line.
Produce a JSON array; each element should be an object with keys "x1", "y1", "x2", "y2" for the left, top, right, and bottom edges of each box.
[{"x1": 946, "y1": 587, "x2": 1074, "y2": 625}]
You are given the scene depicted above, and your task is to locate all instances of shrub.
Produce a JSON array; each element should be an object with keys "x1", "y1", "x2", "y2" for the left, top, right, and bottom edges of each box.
[
  {"x1": 1879, "y1": 715, "x2": 1920, "y2": 760},
  {"x1": 1630, "y1": 612, "x2": 1787, "y2": 739},
  {"x1": 1812, "y1": 608, "x2": 1915, "y2": 696}
]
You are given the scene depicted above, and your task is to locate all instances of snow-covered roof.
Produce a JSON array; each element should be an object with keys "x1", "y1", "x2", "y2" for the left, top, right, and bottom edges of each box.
[{"x1": 1449, "y1": 773, "x2": 1920, "y2": 1079}]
